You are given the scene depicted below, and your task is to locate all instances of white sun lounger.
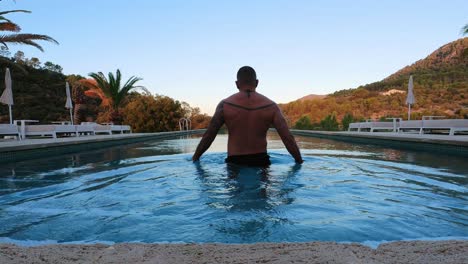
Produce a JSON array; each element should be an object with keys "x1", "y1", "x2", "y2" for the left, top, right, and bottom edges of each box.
[
  {"x1": 421, "y1": 119, "x2": 468, "y2": 135},
  {"x1": 399, "y1": 119, "x2": 468, "y2": 135},
  {"x1": 398, "y1": 120, "x2": 424, "y2": 134},
  {"x1": 82, "y1": 122, "x2": 132, "y2": 135},
  {"x1": 76, "y1": 124, "x2": 96, "y2": 136},
  {"x1": 348, "y1": 122, "x2": 362, "y2": 131},
  {"x1": 348, "y1": 121, "x2": 374, "y2": 132},
  {"x1": 348, "y1": 120, "x2": 398, "y2": 132},
  {"x1": 24, "y1": 124, "x2": 77, "y2": 139},
  {"x1": 0, "y1": 124, "x2": 21, "y2": 140}
]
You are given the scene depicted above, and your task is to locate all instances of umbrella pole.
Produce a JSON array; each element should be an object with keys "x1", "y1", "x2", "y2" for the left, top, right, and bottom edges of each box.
[
  {"x1": 9, "y1": 105, "x2": 12, "y2": 124},
  {"x1": 408, "y1": 104, "x2": 411, "y2": 120},
  {"x1": 70, "y1": 108, "x2": 74, "y2": 125}
]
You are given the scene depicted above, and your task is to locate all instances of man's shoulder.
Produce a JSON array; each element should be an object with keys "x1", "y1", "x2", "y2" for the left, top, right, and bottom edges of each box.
[
  {"x1": 224, "y1": 92, "x2": 276, "y2": 104},
  {"x1": 255, "y1": 93, "x2": 275, "y2": 104}
]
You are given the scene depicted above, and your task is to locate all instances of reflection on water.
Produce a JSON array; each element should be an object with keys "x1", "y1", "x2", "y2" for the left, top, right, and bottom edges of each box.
[{"x1": 0, "y1": 132, "x2": 467, "y2": 244}]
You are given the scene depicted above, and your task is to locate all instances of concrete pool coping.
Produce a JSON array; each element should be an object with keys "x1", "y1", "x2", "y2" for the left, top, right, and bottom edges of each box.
[
  {"x1": 1, "y1": 240, "x2": 467, "y2": 263},
  {"x1": 290, "y1": 130, "x2": 468, "y2": 155},
  {"x1": 0, "y1": 130, "x2": 206, "y2": 163}
]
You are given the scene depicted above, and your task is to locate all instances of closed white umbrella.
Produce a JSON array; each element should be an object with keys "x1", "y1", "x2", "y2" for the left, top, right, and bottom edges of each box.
[
  {"x1": 65, "y1": 82, "x2": 74, "y2": 125},
  {"x1": 405, "y1": 75, "x2": 416, "y2": 120},
  {"x1": 0, "y1": 68, "x2": 13, "y2": 124}
]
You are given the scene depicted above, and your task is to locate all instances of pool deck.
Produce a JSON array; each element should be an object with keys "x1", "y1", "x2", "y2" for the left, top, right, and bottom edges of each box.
[
  {"x1": 290, "y1": 130, "x2": 468, "y2": 155},
  {"x1": 1, "y1": 240, "x2": 467, "y2": 264}
]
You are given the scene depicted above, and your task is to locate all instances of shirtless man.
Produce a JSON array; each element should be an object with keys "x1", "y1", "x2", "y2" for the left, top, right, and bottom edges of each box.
[{"x1": 192, "y1": 66, "x2": 303, "y2": 166}]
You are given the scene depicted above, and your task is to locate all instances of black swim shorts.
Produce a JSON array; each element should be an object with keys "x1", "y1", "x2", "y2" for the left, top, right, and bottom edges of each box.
[{"x1": 225, "y1": 152, "x2": 271, "y2": 167}]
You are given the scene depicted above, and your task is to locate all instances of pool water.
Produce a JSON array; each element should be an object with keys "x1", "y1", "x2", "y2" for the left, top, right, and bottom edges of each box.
[{"x1": 0, "y1": 133, "x2": 467, "y2": 245}]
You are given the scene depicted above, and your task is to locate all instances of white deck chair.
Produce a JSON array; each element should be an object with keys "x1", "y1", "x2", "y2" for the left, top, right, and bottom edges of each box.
[
  {"x1": 349, "y1": 120, "x2": 399, "y2": 132},
  {"x1": 348, "y1": 122, "x2": 362, "y2": 132},
  {"x1": 24, "y1": 125, "x2": 77, "y2": 139},
  {"x1": 93, "y1": 123, "x2": 132, "y2": 135},
  {"x1": 421, "y1": 119, "x2": 468, "y2": 135},
  {"x1": 369, "y1": 122, "x2": 395, "y2": 132},
  {"x1": 76, "y1": 123, "x2": 96, "y2": 136},
  {"x1": 398, "y1": 120, "x2": 424, "y2": 134},
  {"x1": 0, "y1": 124, "x2": 21, "y2": 140}
]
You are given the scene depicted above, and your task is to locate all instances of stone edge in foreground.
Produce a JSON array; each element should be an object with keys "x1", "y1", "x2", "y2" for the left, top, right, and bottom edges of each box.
[{"x1": 1, "y1": 240, "x2": 467, "y2": 264}]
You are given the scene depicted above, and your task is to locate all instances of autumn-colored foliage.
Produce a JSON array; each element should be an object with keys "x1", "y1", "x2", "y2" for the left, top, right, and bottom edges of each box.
[{"x1": 121, "y1": 94, "x2": 211, "y2": 132}]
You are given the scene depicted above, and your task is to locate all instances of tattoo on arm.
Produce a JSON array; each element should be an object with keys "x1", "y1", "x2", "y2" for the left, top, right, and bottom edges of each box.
[{"x1": 192, "y1": 101, "x2": 225, "y2": 161}]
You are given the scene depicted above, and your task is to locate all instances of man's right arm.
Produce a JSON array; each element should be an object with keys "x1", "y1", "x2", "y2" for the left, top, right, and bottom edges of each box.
[
  {"x1": 272, "y1": 106, "x2": 303, "y2": 164},
  {"x1": 192, "y1": 101, "x2": 225, "y2": 161}
]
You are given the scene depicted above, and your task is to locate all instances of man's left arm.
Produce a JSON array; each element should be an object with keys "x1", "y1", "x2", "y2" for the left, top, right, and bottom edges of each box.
[
  {"x1": 192, "y1": 101, "x2": 225, "y2": 161},
  {"x1": 272, "y1": 105, "x2": 303, "y2": 164}
]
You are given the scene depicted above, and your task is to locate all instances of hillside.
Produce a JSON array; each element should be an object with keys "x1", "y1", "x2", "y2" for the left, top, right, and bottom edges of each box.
[
  {"x1": 386, "y1": 38, "x2": 467, "y2": 81},
  {"x1": 297, "y1": 94, "x2": 326, "y2": 102},
  {"x1": 0, "y1": 60, "x2": 71, "y2": 123},
  {"x1": 281, "y1": 38, "x2": 468, "y2": 127}
]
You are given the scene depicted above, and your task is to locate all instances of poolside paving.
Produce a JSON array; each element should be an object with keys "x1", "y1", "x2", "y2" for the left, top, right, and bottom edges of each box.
[
  {"x1": 0, "y1": 240, "x2": 466, "y2": 264},
  {"x1": 291, "y1": 130, "x2": 468, "y2": 147}
]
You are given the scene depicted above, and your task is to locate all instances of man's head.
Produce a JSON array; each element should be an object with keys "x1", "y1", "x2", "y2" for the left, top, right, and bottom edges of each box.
[{"x1": 236, "y1": 66, "x2": 258, "y2": 91}]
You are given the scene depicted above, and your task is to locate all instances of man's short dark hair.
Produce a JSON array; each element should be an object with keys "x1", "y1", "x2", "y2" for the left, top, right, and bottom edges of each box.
[{"x1": 237, "y1": 66, "x2": 257, "y2": 84}]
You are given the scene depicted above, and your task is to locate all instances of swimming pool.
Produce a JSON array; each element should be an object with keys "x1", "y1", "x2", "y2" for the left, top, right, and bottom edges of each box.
[{"x1": 0, "y1": 132, "x2": 467, "y2": 245}]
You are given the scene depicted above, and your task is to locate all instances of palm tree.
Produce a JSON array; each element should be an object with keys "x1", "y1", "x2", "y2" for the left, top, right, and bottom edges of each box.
[
  {"x1": 83, "y1": 69, "x2": 145, "y2": 124},
  {"x1": 0, "y1": 9, "x2": 58, "y2": 72},
  {"x1": 0, "y1": 9, "x2": 58, "y2": 51}
]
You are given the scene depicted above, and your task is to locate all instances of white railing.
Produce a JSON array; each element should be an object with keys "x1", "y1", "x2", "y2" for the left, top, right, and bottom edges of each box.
[{"x1": 179, "y1": 118, "x2": 191, "y2": 131}]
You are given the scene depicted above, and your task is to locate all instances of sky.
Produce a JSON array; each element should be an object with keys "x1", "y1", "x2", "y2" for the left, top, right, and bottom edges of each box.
[{"x1": 2, "y1": 0, "x2": 467, "y2": 114}]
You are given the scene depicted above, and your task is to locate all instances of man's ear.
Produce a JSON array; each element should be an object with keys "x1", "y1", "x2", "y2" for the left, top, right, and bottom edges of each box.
[
  {"x1": 254, "y1": 80, "x2": 259, "y2": 88},
  {"x1": 235, "y1": 81, "x2": 240, "y2": 89}
]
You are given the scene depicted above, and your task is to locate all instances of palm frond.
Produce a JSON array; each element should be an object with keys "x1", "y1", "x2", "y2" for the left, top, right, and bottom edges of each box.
[
  {"x1": 107, "y1": 70, "x2": 117, "y2": 100},
  {"x1": 121, "y1": 76, "x2": 143, "y2": 95},
  {"x1": 0, "y1": 16, "x2": 13, "y2": 23},
  {"x1": 89, "y1": 70, "x2": 143, "y2": 110},
  {"x1": 0, "y1": 33, "x2": 59, "y2": 51},
  {"x1": 80, "y1": 78, "x2": 112, "y2": 107},
  {"x1": 89, "y1": 72, "x2": 111, "y2": 97},
  {"x1": 79, "y1": 78, "x2": 99, "y2": 90},
  {"x1": 116, "y1": 76, "x2": 144, "y2": 107},
  {"x1": 17, "y1": 39, "x2": 44, "y2": 51},
  {"x1": 0, "y1": 22, "x2": 20, "y2": 32},
  {"x1": 0, "y1": 10, "x2": 31, "y2": 16},
  {"x1": 463, "y1": 24, "x2": 468, "y2": 35},
  {"x1": 0, "y1": 33, "x2": 59, "y2": 44}
]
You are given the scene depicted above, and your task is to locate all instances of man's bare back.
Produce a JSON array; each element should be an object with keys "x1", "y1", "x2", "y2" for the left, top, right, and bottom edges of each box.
[{"x1": 192, "y1": 66, "x2": 303, "y2": 165}]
